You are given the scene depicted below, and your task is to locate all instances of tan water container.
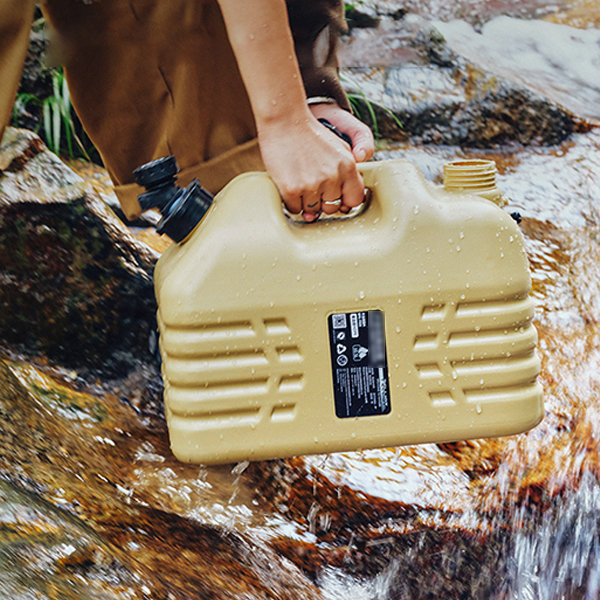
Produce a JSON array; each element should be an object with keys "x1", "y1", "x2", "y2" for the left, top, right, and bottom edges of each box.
[{"x1": 154, "y1": 159, "x2": 543, "y2": 464}]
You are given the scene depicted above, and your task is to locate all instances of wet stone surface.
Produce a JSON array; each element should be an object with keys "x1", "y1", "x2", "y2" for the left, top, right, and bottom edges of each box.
[
  {"x1": 0, "y1": 358, "x2": 324, "y2": 600},
  {"x1": 346, "y1": 0, "x2": 585, "y2": 28},
  {"x1": 0, "y1": 125, "x2": 589, "y2": 599},
  {"x1": 253, "y1": 129, "x2": 600, "y2": 599},
  {"x1": 2, "y1": 2, "x2": 600, "y2": 598},
  {"x1": 0, "y1": 128, "x2": 158, "y2": 377},
  {"x1": 339, "y1": 8, "x2": 598, "y2": 146}
]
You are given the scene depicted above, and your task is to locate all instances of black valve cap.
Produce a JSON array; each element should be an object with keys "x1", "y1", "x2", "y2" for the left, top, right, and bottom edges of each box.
[
  {"x1": 133, "y1": 156, "x2": 178, "y2": 189},
  {"x1": 510, "y1": 211, "x2": 522, "y2": 224}
]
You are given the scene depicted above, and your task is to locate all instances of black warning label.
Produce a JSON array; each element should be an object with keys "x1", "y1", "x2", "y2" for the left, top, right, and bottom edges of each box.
[{"x1": 328, "y1": 310, "x2": 391, "y2": 418}]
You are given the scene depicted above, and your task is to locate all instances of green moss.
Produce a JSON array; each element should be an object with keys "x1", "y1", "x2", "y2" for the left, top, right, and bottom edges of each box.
[{"x1": 31, "y1": 383, "x2": 109, "y2": 423}]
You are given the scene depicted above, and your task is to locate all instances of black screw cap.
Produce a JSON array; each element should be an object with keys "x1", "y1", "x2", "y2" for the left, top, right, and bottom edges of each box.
[
  {"x1": 133, "y1": 156, "x2": 178, "y2": 189},
  {"x1": 134, "y1": 155, "x2": 214, "y2": 243}
]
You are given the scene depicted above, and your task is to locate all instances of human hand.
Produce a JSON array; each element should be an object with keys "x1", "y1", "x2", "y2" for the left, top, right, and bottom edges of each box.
[
  {"x1": 258, "y1": 108, "x2": 372, "y2": 222},
  {"x1": 215, "y1": 0, "x2": 373, "y2": 222},
  {"x1": 309, "y1": 102, "x2": 375, "y2": 164}
]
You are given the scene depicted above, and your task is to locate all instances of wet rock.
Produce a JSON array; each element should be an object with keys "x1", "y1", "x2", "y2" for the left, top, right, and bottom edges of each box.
[
  {"x1": 0, "y1": 356, "x2": 324, "y2": 600},
  {"x1": 344, "y1": 0, "x2": 407, "y2": 24},
  {"x1": 340, "y1": 16, "x2": 584, "y2": 146},
  {"x1": 547, "y1": 0, "x2": 600, "y2": 29},
  {"x1": 0, "y1": 479, "x2": 143, "y2": 600},
  {"x1": 248, "y1": 450, "x2": 487, "y2": 579},
  {"x1": 243, "y1": 130, "x2": 600, "y2": 599},
  {"x1": 376, "y1": 0, "x2": 582, "y2": 27},
  {"x1": 0, "y1": 128, "x2": 158, "y2": 377},
  {"x1": 18, "y1": 30, "x2": 48, "y2": 98},
  {"x1": 344, "y1": 2, "x2": 381, "y2": 29},
  {"x1": 435, "y1": 17, "x2": 600, "y2": 122}
]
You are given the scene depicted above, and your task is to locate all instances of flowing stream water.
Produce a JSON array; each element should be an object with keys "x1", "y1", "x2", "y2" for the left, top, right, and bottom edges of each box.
[{"x1": 1, "y1": 2, "x2": 600, "y2": 599}]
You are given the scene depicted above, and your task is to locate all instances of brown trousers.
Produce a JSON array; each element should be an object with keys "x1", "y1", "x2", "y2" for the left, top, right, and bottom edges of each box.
[{"x1": 0, "y1": 0, "x2": 348, "y2": 219}]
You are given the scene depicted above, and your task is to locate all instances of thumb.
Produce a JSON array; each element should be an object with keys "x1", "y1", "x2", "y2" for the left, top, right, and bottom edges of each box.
[{"x1": 349, "y1": 125, "x2": 375, "y2": 162}]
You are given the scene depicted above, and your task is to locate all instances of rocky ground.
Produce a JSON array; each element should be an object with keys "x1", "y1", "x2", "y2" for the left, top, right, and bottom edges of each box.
[{"x1": 1, "y1": 4, "x2": 600, "y2": 599}]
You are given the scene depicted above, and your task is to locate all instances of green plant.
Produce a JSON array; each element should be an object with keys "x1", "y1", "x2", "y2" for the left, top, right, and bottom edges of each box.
[
  {"x1": 13, "y1": 67, "x2": 95, "y2": 161},
  {"x1": 341, "y1": 73, "x2": 403, "y2": 140},
  {"x1": 344, "y1": 1, "x2": 365, "y2": 13}
]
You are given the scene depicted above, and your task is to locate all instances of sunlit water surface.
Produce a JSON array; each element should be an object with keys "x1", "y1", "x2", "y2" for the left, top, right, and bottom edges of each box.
[{"x1": 2, "y1": 2, "x2": 600, "y2": 598}]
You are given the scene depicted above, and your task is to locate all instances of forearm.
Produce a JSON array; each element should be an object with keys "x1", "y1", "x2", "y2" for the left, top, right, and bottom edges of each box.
[
  {"x1": 216, "y1": 0, "x2": 368, "y2": 221},
  {"x1": 217, "y1": 0, "x2": 311, "y2": 129}
]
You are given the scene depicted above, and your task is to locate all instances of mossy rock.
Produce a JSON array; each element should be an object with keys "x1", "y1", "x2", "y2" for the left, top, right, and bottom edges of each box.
[{"x1": 0, "y1": 128, "x2": 157, "y2": 376}]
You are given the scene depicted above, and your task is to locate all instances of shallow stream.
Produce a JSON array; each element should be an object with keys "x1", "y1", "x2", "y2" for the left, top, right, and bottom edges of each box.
[{"x1": 1, "y1": 2, "x2": 600, "y2": 598}]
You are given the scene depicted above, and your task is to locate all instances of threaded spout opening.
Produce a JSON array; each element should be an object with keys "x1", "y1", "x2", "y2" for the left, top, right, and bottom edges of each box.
[{"x1": 443, "y1": 160, "x2": 505, "y2": 206}]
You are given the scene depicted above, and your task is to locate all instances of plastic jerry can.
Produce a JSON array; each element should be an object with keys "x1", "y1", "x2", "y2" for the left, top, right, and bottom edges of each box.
[{"x1": 152, "y1": 158, "x2": 543, "y2": 464}]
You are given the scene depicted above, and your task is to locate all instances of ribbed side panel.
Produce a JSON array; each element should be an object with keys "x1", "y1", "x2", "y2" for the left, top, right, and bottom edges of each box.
[
  {"x1": 160, "y1": 315, "x2": 303, "y2": 427},
  {"x1": 411, "y1": 294, "x2": 540, "y2": 407}
]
